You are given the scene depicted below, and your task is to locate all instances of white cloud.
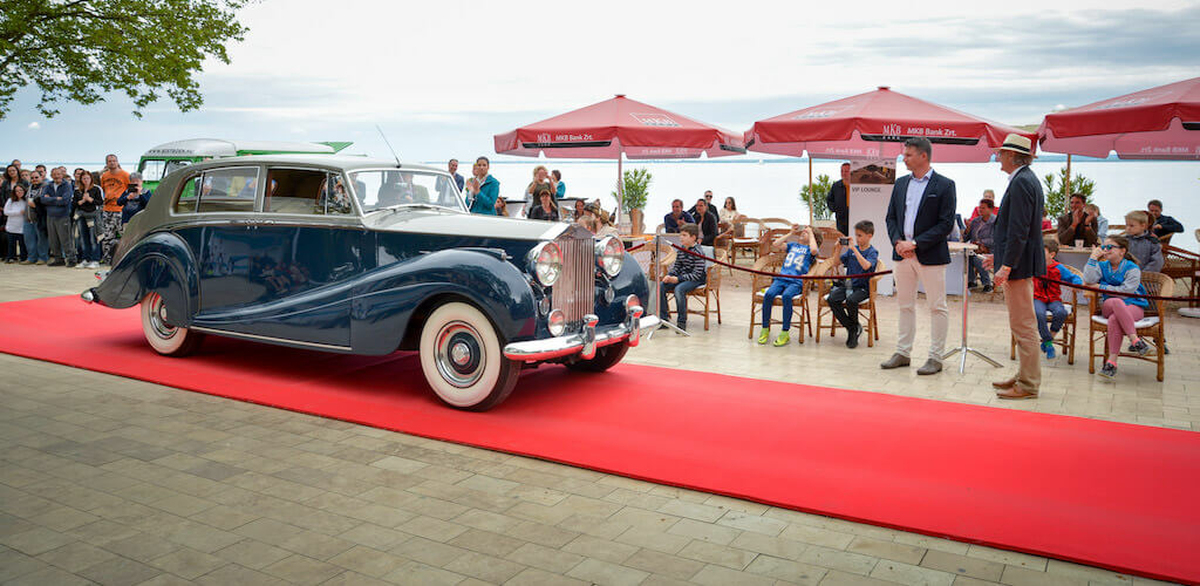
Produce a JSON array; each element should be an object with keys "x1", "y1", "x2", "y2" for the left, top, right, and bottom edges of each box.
[{"x1": 27, "y1": 122, "x2": 39, "y2": 130}]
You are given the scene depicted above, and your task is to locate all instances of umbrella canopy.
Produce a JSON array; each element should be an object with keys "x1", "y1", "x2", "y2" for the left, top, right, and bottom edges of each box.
[
  {"x1": 745, "y1": 86, "x2": 1035, "y2": 162},
  {"x1": 1038, "y1": 77, "x2": 1200, "y2": 160},
  {"x1": 494, "y1": 94, "x2": 745, "y2": 159}
]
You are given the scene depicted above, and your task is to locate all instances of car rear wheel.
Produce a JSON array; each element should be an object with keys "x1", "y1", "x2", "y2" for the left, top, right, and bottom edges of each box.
[
  {"x1": 419, "y1": 301, "x2": 520, "y2": 411},
  {"x1": 140, "y1": 292, "x2": 203, "y2": 356},
  {"x1": 565, "y1": 343, "x2": 629, "y2": 372}
]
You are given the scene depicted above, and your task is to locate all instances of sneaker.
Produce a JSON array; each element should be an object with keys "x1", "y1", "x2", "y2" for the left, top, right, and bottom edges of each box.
[
  {"x1": 1129, "y1": 339, "x2": 1150, "y2": 356},
  {"x1": 846, "y1": 325, "x2": 861, "y2": 349},
  {"x1": 773, "y1": 331, "x2": 790, "y2": 347},
  {"x1": 35, "y1": 260, "x2": 46, "y2": 266},
  {"x1": 1099, "y1": 361, "x2": 1118, "y2": 380},
  {"x1": 757, "y1": 329, "x2": 770, "y2": 345},
  {"x1": 19, "y1": 260, "x2": 34, "y2": 265},
  {"x1": 982, "y1": 284, "x2": 994, "y2": 293},
  {"x1": 1041, "y1": 340, "x2": 1056, "y2": 360},
  {"x1": 88, "y1": 261, "x2": 100, "y2": 269},
  {"x1": 47, "y1": 261, "x2": 64, "y2": 267}
]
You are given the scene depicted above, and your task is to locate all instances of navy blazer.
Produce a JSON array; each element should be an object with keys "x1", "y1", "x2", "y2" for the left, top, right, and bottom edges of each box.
[
  {"x1": 885, "y1": 170, "x2": 956, "y2": 266},
  {"x1": 991, "y1": 166, "x2": 1046, "y2": 281}
]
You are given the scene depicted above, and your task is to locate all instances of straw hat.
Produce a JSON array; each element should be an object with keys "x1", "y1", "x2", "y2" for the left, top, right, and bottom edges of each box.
[{"x1": 996, "y1": 133, "x2": 1034, "y2": 156}]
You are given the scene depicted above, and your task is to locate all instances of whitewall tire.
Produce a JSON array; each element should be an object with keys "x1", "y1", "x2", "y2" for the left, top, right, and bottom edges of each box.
[
  {"x1": 419, "y1": 301, "x2": 520, "y2": 411},
  {"x1": 140, "y1": 293, "x2": 203, "y2": 356}
]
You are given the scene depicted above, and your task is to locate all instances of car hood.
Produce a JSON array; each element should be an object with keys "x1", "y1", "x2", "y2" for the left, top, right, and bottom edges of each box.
[{"x1": 363, "y1": 208, "x2": 569, "y2": 241}]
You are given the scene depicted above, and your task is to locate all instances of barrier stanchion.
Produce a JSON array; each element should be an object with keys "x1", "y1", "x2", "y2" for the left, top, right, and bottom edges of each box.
[{"x1": 646, "y1": 233, "x2": 690, "y2": 340}]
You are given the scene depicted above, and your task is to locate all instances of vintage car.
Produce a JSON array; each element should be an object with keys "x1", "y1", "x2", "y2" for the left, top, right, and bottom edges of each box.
[{"x1": 82, "y1": 155, "x2": 658, "y2": 410}]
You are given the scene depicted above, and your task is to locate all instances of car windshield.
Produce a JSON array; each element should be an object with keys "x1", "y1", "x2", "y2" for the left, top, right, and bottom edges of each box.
[{"x1": 349, "y1": 170, "x2": 465, "y2": 213}]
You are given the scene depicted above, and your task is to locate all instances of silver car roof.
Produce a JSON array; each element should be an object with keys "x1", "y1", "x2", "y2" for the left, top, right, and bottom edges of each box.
[{"x1": 176, "y1": 154, "x2": 446, "y2": 175}]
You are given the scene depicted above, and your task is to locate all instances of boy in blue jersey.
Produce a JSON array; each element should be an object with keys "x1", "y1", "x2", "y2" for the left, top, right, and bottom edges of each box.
[
  {"x1": 828, "y1": 220, "x2": 879, "y2": 349},
  {"x1": 757, "y1": 224, "x2": 821, "y2": 346}
]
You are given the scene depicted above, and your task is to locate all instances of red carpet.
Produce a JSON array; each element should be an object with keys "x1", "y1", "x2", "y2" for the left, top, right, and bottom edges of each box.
[{"x1": 2, "y1": 295, "x2": 1198, "y2": 584}]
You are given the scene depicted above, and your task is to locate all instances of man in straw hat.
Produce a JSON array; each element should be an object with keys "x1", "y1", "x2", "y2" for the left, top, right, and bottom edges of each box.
[{"x1": 985, "y1": 133, "x2": 1046, "y2": 399}]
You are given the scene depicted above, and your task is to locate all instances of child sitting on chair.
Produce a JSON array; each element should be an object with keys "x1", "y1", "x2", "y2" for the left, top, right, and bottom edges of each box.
[
  {"x1": 757, "y1": 225, "x2": 821, "y2": 346},
  {"x1": 658, "y1": 223, "x2": 707, "y2": 332},
  {"x1": 1033, "y1": 239, "x2": 1082, "y2": 360},
  {"x1": 1122, "y1": 210, "x2": 1163, "y2": 273},
  {"x1": 827, "y1": 220, "x2": 879, "y2": 349}
]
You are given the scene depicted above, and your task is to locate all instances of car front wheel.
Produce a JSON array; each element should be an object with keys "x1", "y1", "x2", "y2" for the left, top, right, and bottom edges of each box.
[
  {"x1": 418, "y1": 301, "x2": 520, "y2": 411},
  {"x1": 140, "y1": 292, "x2": 203, "y2": 356}
]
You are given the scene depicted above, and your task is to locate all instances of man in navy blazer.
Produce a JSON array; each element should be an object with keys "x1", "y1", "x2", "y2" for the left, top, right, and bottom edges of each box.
[
  {"x1": 881, "y1": 137, "x2": 956, "y2": 375},
  {"x1": 985, "y1": 134, "x2": 1046, "y2": 400}
]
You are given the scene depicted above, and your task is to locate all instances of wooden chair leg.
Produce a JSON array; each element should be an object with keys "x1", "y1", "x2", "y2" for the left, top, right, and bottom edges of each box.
[
  {"x1": 703, "y1": 293, "x2": 710, "y2": 331},
  {"x1": 1089, "y1": 324, "x2": 1097, "y2": 374},
  {"x1": 1156, "y1": 330, "x2": 1165, "y2": 382},
  {"x1": 715, "y1": 291, "x2": 722, "y2": 324},
  {"x1": 748, "y1": 299, "x2": 757, "y2": 339}
]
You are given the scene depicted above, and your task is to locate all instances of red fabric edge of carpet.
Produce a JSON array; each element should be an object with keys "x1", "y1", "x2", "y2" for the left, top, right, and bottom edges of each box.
[{"x1": 2, "y1": 296, "x2": 1198, "y2": 584}]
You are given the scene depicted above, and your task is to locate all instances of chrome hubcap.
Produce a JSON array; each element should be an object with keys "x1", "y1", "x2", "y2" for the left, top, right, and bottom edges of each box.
[
  {"x1": 434, "y1": 321, "x2": 484, "y2": 388},
  {"x1": 147, "y1": 295, "x2": 178, "y2": 340}
]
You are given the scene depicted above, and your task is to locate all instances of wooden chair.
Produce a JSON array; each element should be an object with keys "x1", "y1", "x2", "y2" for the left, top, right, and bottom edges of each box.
[
  {"x1": 1010, "y1": 264, "x2": 1084, "y2": 364},
  {"x1": 816, "y1": 259, "x2": 886, "y2": 347},
  {"x1": 759, "y1": 217, "x2": 793, "y2": 232},
  {"x1": 730, "y1": 217, "x2": 765, "y2": 266},
  {"x1": 676, "y1": 250, "x2": 725, "y2": 330},
  {"x1": 1161, "y1": 245, "x2": 1199, "y2": 308},
  {"x1": 747, "y1": 255, "x2": 832, "y2": 343},
  {"x1": 1087, "y1": 271, "x2": 1172, "y2": 381}
]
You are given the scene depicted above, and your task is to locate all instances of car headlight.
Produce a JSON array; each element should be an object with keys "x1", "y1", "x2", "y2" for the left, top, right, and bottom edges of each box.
[
  {"x1": 529, "y1": 242, "x2": 562, "y2": 287},
  {"x1": 547, "y1": 309, "x2": 566, "y2": 337},
  {"x1": 595, "y1": 236, "x2": 624, "y2": 278}
]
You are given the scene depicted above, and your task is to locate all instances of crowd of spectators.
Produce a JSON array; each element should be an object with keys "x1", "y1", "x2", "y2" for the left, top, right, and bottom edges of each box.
[{"x1": 1, "y1": 156, "x2": 146, "y2": 267}]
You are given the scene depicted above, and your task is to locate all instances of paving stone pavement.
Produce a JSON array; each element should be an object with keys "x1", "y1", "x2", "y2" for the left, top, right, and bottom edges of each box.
[{"x1": 0, "y1": 263, "x2": 1193, "y2": 585}]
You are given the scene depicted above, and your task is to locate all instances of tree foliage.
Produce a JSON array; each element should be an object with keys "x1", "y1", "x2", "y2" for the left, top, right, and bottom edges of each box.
[
  {"x1": 798, "y1": 173, "x2": 833, "y2": 220},
  {"x1": 1042, "y1": 166, "x2": 1096, "y2": 219},
  {"x1": 0, "y1": 0, "x2": 252, "y2": 120}
]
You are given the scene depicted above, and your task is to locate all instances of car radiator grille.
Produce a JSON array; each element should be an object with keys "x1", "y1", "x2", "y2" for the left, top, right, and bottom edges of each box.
[{"x1": 553, "y1": 235, "x2": 595, "y2": 324}]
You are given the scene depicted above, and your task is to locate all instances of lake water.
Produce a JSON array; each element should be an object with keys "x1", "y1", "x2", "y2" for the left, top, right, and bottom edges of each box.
[{"x1": 477, "y1": 157, "x2": 1199, "y2": 252}]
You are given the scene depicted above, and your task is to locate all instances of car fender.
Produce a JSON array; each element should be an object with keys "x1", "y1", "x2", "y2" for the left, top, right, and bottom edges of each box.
[
  {"x1": 91, "y1": 231, "x2": 198, "y2": 326},
  {"x1": 349, "y1": 249, "x2": 537, "y2": 355}
]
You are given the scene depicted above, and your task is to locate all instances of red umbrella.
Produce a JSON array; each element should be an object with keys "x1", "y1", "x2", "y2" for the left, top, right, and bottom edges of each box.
[
  {"x1": 1038, "y1": 77, "x2": 1200, "y2": 160},
  {"x1": 745, "y1": 86, "x2": 1035, "y2": 162},
  {"x1": 495, "y1": 94, "x2": 744, "y2": 160}
]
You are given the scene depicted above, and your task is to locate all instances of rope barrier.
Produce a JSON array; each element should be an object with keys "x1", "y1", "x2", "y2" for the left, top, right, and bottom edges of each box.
[
  {"x1": 1034, "y1": 275, "x2": 1200, "y2": 303},
  {"x1": 625, "y1": 241, "x2": 647, "y2": 253},
  {"x1": 667, "y1": 242, "x2": 893, "y2": 281}
]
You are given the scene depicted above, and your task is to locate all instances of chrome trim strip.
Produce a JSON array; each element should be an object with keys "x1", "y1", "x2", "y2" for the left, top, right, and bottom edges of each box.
[
  {"x1": 190, "y1": 327, "x2": 353, "y2": 351},
  {"x1": 502, "y1": 315, "x2": 661, "y2": 362}
]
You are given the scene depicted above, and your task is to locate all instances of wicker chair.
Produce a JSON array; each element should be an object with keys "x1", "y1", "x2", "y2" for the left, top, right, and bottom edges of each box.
[
  {"x1": 1087, "y1": 271, "x2": 1172, "y2": 381},
  {"x1": 1161, "y1": 245, "x2": 1199, "y2": 308},
  {"x1": 816, "y1": 259, "x2": 886, "y2": 347},
  {"x1": 747, "y1": 255, "x2": 832, "y2": 343},
  {"x1": 730, "y1": 217, "x2": 766, "y2": 266},
  {"x1": 677, "y1": 250, "x2": 725, "y2": 330},
  {"x1": 1010, "y1": 264, "x2": 1084, "y2": 364}
]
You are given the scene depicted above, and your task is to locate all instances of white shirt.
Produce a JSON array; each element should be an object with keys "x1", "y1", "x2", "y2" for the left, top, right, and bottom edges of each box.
[
  {"x1": 1007, "y1": 164, "x2": 1029, "y2": 181},
  {"x1": 903, "y1": 168, "x2": 933, "y2": 241}
]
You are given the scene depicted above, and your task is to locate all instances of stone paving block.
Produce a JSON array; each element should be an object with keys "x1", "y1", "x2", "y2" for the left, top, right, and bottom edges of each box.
[
  {"x1": 819, "y1": 569, "x2": 903, "y2": 585},
  {"x1": 234, "y1": 517, "x2": 307, "y2": 543},
  {"x1": 212, "y1": 538, "x2": 293, "y2": 570},
  {"x1": 147, "y1": 546, "x2": 229, "y2": 580},
  {"x1": 893, "y1": 533, "x2": 971, "y2": 555},
  {"x1": 149, "y1": 493, "x2": 217, "y2": 518},
  {"x1": 690, "y1": 562, "x2": 777, "y2": 586},
  {"x1": 562, "y1": 534, "x2": 640, "y2": 564},
  {"x1": 799, "y1": 545, "x2": 878, "y2": 576},
  {"x1": 398, "y1": 515, "x2": 468, "y2": 543},
  {"x1": 965, "y1": 544, "x2": 1048, "y2": 572},
  {"x1": 506, "y1": 521, "x2": 581, "y2": 549},
  {"x1": 26, "y1": 505, "x2": 98, "y2": 532},
  {"x1": 151, "y1": 517, "x2": 244, "y2": 553},
  {"x1": 781, "y1": 523, "x2": 856, "y2": 549},
  {"x1": 715, "y1": 509, "x2": 789, "y2": 536},
  {"x1": 565, "y1": 557, "x2": 650, "y2": 586},
  {"x1": 0, "y1": 526, "x2": 76, "y2": 556},
  {"x1": 506, "y1": 541, "x2": 586, "y2": 574},
  {"x1": 506, "y1": 566, "x2": 590, "y2": 586},
  {"x1": 327, "y1": 544, "x2": 409, "y2": 578},
  {"x1": 336, "y1": 522, "x2": 409, "y2": 551},
  {"x1": 602, "y1": 488, "x2": 672, "y2": 511},
  {"x1": 320, "y1": 570, "x2": 395, "y2": 586},
  {"x1": 729, "y1": 531, "x2": 809, "y2": 561},
  {"x1": 456, "y1": 473, "x2": 520, "y2": 495},
  {"x1": 389, "y1": 535, "x2": 469, "y2": 567},
  {"x1": 0, "y1": 547, "x2": 51, "y2": 581},
  {"x1": 608, "y1": 505, "x2": 681, "y2": 531},
  {"x1": 920, "y1": 549, "x2": 1004, "y2": 581},
  {"x1": 656, "y1": 498, "x2": 727, "y2": 523},
  {"x1": 278, "y1": 528, "x2": 356, "y2": 561},
  {"x1": 611, "y1": 525, "x2": 692, "y2": 556},
  {"x1": 624, "y1": 547, "x2": 706, "y2": 580},
  {"x1": 402, "y1": 494, "x2": 471, "y2": 521},
  {"x1": 447, "y1": 527, "x2": 527, "y2": 557},
  {"x1": 1000, "y1": 564, "x2": 1087, "y2": 586},
  {"x1": 666, "y1": 517, "x2": 740, "y2": 545},
  {"x1": 36, "y1": 540, "x2": 119, "y2": 573},
  {"x1": 847, "y1": 536, "x2": 927, "y2": 565},
  {"x1": 744, "y1": 554, "x2": 828, "y2": 585},
  {"x1": 262, "y1": 553, "x2": 344, "y2": 586},
  {"x1": 1043, "y1": 558, "x2": 1135, "y2": 584},
  {"x1": 6, "y1": 564, "x2": 95, "y2": 586},
  {"x1": 78, "y1": 555, "x2": 162, "y2": 585},
  {"x1": 677, "y1": 539, "x2": 758, "y2": 570},
  {"x1": 382, "y1": 560, "x2": 467, "y2": 585},
  {"x1": 556, "y1": 513, "x2": 632, "y2": 540},
  {"x1": 443, "y1": 550, "x2": 526, "y2": 583},
  {"x1": 452, "y1": 508, "x2": 523, "y2": 534},
  {"x1": 871, "y1": 559, "x2": 956, "y2": 586}
]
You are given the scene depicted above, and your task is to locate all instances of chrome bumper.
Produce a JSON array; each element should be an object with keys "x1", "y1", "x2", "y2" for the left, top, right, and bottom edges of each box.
[{"x1": 503, "y1": 305, "x2": 660, "y2": 362}]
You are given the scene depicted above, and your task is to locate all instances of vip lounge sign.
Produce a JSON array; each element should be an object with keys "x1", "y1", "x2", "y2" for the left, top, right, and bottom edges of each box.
[{"x1": 848, "y1": 157, "x2": 897, "y2": 295}]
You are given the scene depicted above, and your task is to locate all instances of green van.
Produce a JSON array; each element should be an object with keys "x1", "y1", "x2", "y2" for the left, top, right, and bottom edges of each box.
[{"x1": 136, "y1": 139, "x2": 353, "y2": 191}]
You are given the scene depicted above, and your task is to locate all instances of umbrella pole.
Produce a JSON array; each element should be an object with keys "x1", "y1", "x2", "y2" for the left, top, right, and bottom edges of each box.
[
  {"x1": 1064, "y1": 153, "x2": 1072, "y2": 199},
  {"x1": 617, "y1": 153, "x2": 625, "y2": 226},
  {"x1": 808, "y1": 154, "x2": 814, "y2": 226}
]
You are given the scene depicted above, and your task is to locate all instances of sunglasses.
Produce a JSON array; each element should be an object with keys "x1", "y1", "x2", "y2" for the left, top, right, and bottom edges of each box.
[{"x1": 1100, "y1": 244, "x2": 1117, "y2": 251}]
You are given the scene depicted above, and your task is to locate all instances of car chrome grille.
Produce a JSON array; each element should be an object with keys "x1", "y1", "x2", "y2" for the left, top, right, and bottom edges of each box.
[{"x1": 553, "y1": 234, "x2": 595, "y2": 324}]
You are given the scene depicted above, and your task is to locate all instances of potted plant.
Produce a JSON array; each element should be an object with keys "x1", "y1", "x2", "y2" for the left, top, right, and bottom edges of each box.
[{"x1": 614, "y1": 168, "x2": 651, "y2": 235}]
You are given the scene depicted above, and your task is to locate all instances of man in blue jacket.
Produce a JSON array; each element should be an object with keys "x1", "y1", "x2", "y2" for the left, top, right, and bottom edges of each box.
[
  {"x1": 881, "y1": 137, "x2": 956, "y2": 375},
  {"x1": 40, "y1": 167, "x2": 77, "y2": 267}
]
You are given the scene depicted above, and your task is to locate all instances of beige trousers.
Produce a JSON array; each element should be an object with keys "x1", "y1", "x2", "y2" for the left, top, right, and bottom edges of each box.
[
  {"x1": 893, "y1": 256, "x2": 948, "y2": 362},
  {"x1": 1004, "y1": 277, "x2": 1041, "y2": 392}
]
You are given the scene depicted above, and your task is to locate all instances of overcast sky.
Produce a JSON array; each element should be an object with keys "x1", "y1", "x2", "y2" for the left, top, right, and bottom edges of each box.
[{"x1": 4, "y1": 0, "x2": 1198, "y2": 166}]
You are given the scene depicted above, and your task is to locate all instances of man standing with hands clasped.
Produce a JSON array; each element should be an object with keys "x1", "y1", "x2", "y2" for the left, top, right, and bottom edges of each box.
[
  {"x1": 985, "y1": 134, "x2": 1046, "y2": 399},
  {"x1": 881, "y1": 137, "x2": 956, "y2": 375}
]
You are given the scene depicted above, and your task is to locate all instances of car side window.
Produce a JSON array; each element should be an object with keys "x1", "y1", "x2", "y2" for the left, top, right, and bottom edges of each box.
[
  {"x1": 264, "y1": 168, "x2": 335, "y2": 215},
  {"x1": 175, "y1": 175, "x2": 200, "y2": 213},
  {"x1": 318, "y1": 174, "x2": 354, "y2": 216},
  {"x1": 196, "y1": 167, "x2": 258, "y2": 213}
]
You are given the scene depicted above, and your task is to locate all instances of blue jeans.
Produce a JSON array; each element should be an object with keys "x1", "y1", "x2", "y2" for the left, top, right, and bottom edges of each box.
[
  {"x1": 659, "y1": 279, "x2": 704, "y2": 328},
  {"x1": 762, "y1": 279, "x2": 804, "y2": 330},
  {"x1": 5, "y1": 232, "x2": 24, "y2": 261},
  {"x1": 1034, "y1": 299, "x2": 1069, "y2": 343},
  {"x1": 968, "y1": 254, "x2": 991, "y2": 287},
  {"x1": 22, "y1": 221, "x2": 48, "y2": 262},
  {"x1": 76, "y1": 213, "x2": 101, "y2": 262}
]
